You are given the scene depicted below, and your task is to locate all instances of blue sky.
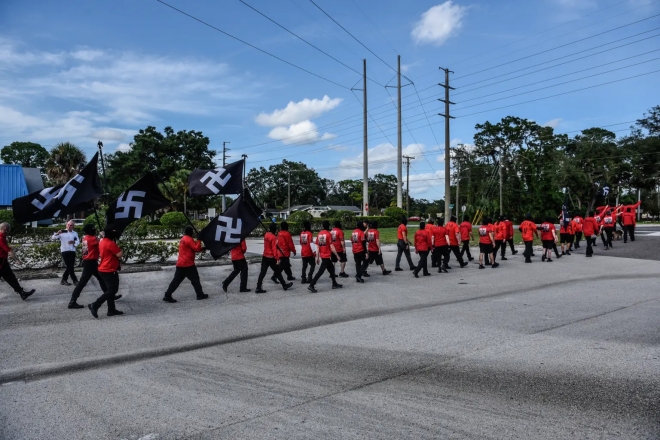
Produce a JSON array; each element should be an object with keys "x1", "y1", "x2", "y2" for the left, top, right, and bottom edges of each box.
[{"x1": 1, "y1": 0, "x2": 658, "y2": 199}]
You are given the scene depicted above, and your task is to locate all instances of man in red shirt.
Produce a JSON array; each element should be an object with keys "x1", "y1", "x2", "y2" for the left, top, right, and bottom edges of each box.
[
  {"x1": 69, "y1": 224, "x2": 108, "y2": 309},
  {"x1": 582, "y1": 211, "x2": 600, "y2": 257},
  {"x1": 0, "y1": 222, "x2": 35, "y2": 301},
  {"x1": 493, "y1": 216, "x2": 508, "y2": 262},
  {"x1": 222, "y1": 239, "x2": 250, "y2": 293},
  {"x1": 351, "y1": 220, "x2": 369, "y2": 283},
  {"x1": 559, "y1": 218, "x2": 573, "y2": 256},
  {"x1": 308, "y1": 220, "x2": 342, "y2": 292},
  {"x1": 425, "y1": 220, "x2": 438, "y2": 267},
  {"x1": 395, "y1": 216, "x2": 416, "y2": 271},
  {"x1": 459, "y1": 216, "x2": 474, "y2": 262},
  {"x1": 300, "y1": 220, "x2": 316, "y2": 283},
  {"x1": 601, "y1": 210, "x2": 616, "y2": 250},
  {"x1": 446, "y1": 215, "x2": 468, "y2": 268},
  {"x1": 504, "y1": 215, "x2": 518, "y2": 256},
  {"x1": 255, "y1": 223, "x2": 293, "y2": 294},
  {"x1": 163, "y1": 225, "x2": 207, "y2": 302},
  {"x1": 89, "y1": 228, "x2": 124, "y2": 318},
  {"x1": 331, "y1": 220, "x2": 349, "y2": 278},
  {"x1": 273, "y1": 221, "x2": 296, "y2": 283},
  {"x1": 540, "y1": 217, "x2": 557, "y2": 262},
  {"x1": 432, "y1": 218, "x2": 450, "y2": 273},
  {"x1": 478, "y1": 218, "x2": 499, "y2": 269},
  {"x1": 572, "y1": 213, "x2": 584, "y2": 249},
  {"x1": 519, "y1": 214, "x2": 538, "y2": 263},
  {"x1": 366, "y1": 221, "x2": 392, "y2": 275},
  {"x1": 622, "y1": 207, "x2": 636, "y2": 243},
  {"x1": 413, "y1": 221, "x2": 432, "y2": 277}
]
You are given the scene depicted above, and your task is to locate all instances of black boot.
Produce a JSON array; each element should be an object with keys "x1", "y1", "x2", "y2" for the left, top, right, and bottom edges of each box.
[
  {"x1": 20, "y1": 289, "x2": 35, "y2": 300},
  {"x1": 68, "y1": 301, "x2": 84, "y2": 309},
  {"x1": 255, "y1": 286, "x2": 267, "y2": 294}
]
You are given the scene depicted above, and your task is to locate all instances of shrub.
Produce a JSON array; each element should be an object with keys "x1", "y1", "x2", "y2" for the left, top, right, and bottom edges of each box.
[
  {"x1": 383, "y1": 207, "x2": 407, "y2": 221},
  {"x1": 289, "y1": 211, "x2": 313, "y2": 223},
  {"x1": 0, "y1": 210, "x2": 19, "y2": 231},
  {"x1": 334, "y1": 210, "x2": 356, "y2": 222},
  {"x1": 159, "y1": 212, "x2": 188, "y2": 228},
  {"x1": 83, "y1": 209, "x2": 106, "y2": 227}
]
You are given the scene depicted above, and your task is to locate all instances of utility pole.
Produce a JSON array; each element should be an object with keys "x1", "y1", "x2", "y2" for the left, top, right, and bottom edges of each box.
[
  {"x1": 403, "y1": 155, "x2": 414, "y2": 215},
  {"x1": 397, "y1": 55, "x2": 403, "y2": 209},
  {"x1": 499, "y1": 158, "x2": 503, "y2": 216},
  {"x1": 438, "y1": 67, "x2": 455, "y2": 220},
  {"x1": 222, "y1": 141, "x2": 230, "y2": 212},
  {"x1": 287, "y1": 169, "x2": 291, "y2": 213},
  {"x1": 455, "y1": 152, "x2": 461, "y2": 217},
  {"x1": 362, "y1": 59, "x2": 369, "y2": 216}
]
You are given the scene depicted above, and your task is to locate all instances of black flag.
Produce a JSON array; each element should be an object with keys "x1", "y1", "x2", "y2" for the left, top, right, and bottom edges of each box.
[
  {"x1": 188, "y1": 160, "x2": 244, "y2": 197},
  {"x1": 198, "y1": 194, "x2": 261, "y2": 259},
  {"x1": 106, "y1": 173, "x2": 170, "y2": 235},
  {"x1": 561, "y1": 194, "x2": 570, "y2": 227},
  {"x1": 11, "y1": 153, "x2": 102, "y2": 222}
]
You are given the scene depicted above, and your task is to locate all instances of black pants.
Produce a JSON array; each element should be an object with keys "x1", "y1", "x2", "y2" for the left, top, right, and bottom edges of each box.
[
  {"x1": 257, "y1": 256, "x2": 286, "y2": 288},
  {"x1": 61, "y1": 251, "x2": 78, "y2": 283},
  {"x1": 224, "y1": 259, "x2": 248, "y2": 291},
  {"x1": 414, "y1": 251, "x2": 429, "y2": 276},
  {"x1": 507, "y1": 238, "x2": 516, "y2": 254},
  {"x1": 523, "y1": 240, "x2": 533, "y2": 261},
  {"x1": 600, "y1": 231, "x2": 607, "y2": 247},
  {"x1": 310, "y1": 258, "x2": 336, "y2": 287},
  {"x1": 450, "y1": 245, "x2": 464, "y2": 266},
  {"x1": 575, "y1": 232, "x2": 582, "y2": 248},
  {"x1": 395, "y1": 239, "x2": 415, "y2": 269},
  {"x1": 493, "y1": 240, "x2": 504, "y2": 262},
  {"x1": 460, "y1": 240, "x2": 472, "y2": 260},
  {"x1": 433, "y1": 246, "x2": 449, "y2": 268},
  {"x1": 0, "y1": 259, "x2": 22, "y2": 293},
  {"x1": 93, "y1": 272, "x2": 118, "y2": 312},
  {"x1": 301, "y1": 256, "x2": 316, "y2": 280},
  {"x1": 586, "y1": 236, "x2": 595, "y2": 256},
  {"x1": 70, "y1": 260, "x2": 107, "y2": 303},
  {"x1": 165, "y1": 265, "x2": 205, "y2": 297},
  {"x1": 279, "y1": 256, "x2": 293, "y2": 279},
  {"x1": 623, "y1": 225, "x2": 635, "y2": 242},
  {"x1": 604, "y1": 228, "x2": 613, "y2": 247},
  {"x1": 353, "y1": 251, "x2": 369, "y2": 278}
]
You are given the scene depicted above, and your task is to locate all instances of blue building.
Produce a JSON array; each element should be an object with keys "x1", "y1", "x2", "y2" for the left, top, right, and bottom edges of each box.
[{"x1": 0, "y1": 165, "x2": 48, "y2": 222}]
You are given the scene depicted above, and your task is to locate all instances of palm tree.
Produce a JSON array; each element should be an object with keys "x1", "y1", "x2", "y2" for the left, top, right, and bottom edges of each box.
[
  {"x1": 161, "y1": 169, "x2": 191, "y2": 213},
  {"x1": 45, "y1": 142, "x2": 87, "y2": 185}
]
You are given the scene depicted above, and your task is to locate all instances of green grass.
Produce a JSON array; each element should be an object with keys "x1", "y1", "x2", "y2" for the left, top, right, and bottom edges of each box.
[{"x1": 343, "y1": 228, "x2": 545, "y2": 246}]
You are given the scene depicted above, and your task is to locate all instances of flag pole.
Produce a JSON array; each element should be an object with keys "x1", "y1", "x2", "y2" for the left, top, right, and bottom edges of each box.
[{"x1": 151, "y1": 169, "x2": 199, "y2": 236}]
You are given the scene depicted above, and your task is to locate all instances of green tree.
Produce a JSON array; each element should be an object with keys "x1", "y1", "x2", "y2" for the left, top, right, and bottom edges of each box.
[
  {"x1": 637, "y1": 105, "x2": 660, "y2": 136},
  {"x1": 105, "y1": 126, "x2": 216, "y2": 197},
  {"x1": 1, "y1": 142, "x2": 49, "y2": 170},
  {"x1": 246, "y1": 160, "x2": 327, "y2": 208},
  {"x1": 45, "y1": 142, "x2": 87, "y2": 185}
]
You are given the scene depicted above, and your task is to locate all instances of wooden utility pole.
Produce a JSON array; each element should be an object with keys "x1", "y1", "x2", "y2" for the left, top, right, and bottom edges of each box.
[
  {"x1": 438, "y1": 67, "x2": 455, "y2": 219},
  {"x1": 403, "y1": 155, "x2": 415, "y2": 214}
]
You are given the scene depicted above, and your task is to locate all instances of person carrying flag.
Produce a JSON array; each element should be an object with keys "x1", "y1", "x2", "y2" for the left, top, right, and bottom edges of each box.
[
  {"x1": 459, "y1": 216, "x2": 474, "y2": 261},
  {"x1": 0, "y1": 222, "x2": 35, "y2": 301},
  {"x1": 255, "y1": 223, "x2": 293, "y2": 294},
  {"x1": 308, "y1": 220, "x2": 342, "y2": 293},
  {"x1": 395, "y1": 216, "x2": 416, "y2": 271},
  {"x1": 478, "y1": 218, "x2": 499, "y2": 269},
  {"x1": 51, "y1": 220, "x2": 80, "y2": 286},
  {"x1": 351, "y1": 220, "x2": 370, "y2": 283},
  {"x1": 413, "y1": 221, "x2": 432, "y2": 277},
  {"x1": 540, "y1": 217, "x2": 557, "y2": 262},
  {"x1": 519, "y1": 214, "x2": 538, "y2": 263},
  {"x1": 68, "y1": 224, "x2": 108, "y2": 309},
  {"x1": 222, "y1": 239, "x2": 250, "y2": 293},
  {"x1": 163, "y1": 225, "x2": 208, "y2": 302},
  {"x1": 366, "y1": 221, "x2": 392, "y2": 275},
  {"x1": 582, "y1": 211, "x2": 599, "y2": 257},
  {"x1": 432, "y1": 218, "x2": 450, "y2": 273},
  {"x1": 272, "y1": 221, "x2": 296, "y2": 283},
  {"x1": 88, "y1": 228, "x2": 123, "y2": 318},
  {"x1": 331, "y1": 220, "x2": 349, "y2": 278},
  {"x1": 300, "y1": 220, "x2": 316, "y2": 284}
]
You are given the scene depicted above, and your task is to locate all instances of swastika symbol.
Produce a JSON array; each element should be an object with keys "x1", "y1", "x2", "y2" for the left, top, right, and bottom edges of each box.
[
  {"x1": 215, "y1": 216, "x2": 242, "y2": 243},
  {"x1": 115, "y1": 191, "x2": 146, "y2": 219},
  {"x1": 201, "y1": 168, "x2": 231, "y2": 194}
]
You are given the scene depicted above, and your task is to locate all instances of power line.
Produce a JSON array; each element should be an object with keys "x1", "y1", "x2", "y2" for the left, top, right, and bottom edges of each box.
[
  {"x1": 308, "y1": 0, "x2": 398, "y2": 74},
  {"x1": 349, "y1": 0, "x2": 399, "y2": 55},
  {"x1": 155, "y1": 0, "x2": 350, "y2": 89}
]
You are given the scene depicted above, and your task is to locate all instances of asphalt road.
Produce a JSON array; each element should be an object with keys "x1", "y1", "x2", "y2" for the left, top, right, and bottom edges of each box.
[
  {"x1": 1, "y1": 242, "x2": 659, "y2": 439},
  {"x1": 570, "y1": 225, "x2": 660, "y2": 261}
]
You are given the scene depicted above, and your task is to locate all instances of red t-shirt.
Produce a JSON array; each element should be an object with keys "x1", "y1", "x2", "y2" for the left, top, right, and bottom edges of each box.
[
  {"x1": 397, "y1": 224, "x2": 407, "y2": 240},
  {"x1": 582, "y1": 217, "x2": 599, "y2": 236},
  {"x1": 446, "y1": 221, "x2": 460, "y2": 246},
  {"x1": 351, "y1": 229, "x2": 366, "y2": 253},
  {"x1": 277, "y1": 230, "x2": 296, "y2": 257},
  {"x1": 300, "y1": 231, "x2": 314, "y2": 257},
  {"x1": 367, "y1": 229, "x2": 380, "y2": 253},
  {"x1": 263, "y1": 232, "x2": 278, "y2": 260},
  {"x1": 176, "y1": 235, "x2": 203, "y2": 267},
  {"x1": 316, "y1": 230, "x2": 332, "y2": 259},
  {"x1": 602, "y1": 215, "x2": 615, "y2": 228},
  {"x1": 572, "y1": 216, "x2": 583, "y2": 232},
  {"x1": 494, "y1": 222, "x2": 506, "y2": 241},
  {"x1": 230, "y1": 240, "x2": 247, "y2": 261},
  {"x1": 425, "y1": 223, "x2": 435, "y2": 235},
  {"x1": 520, "y1": 220, "x2": 537, "y2": 241},
  {"x1": 559, "y1": 222, "x2": 573, "y2": 235},
  {"x1": 540, "y1": 222, "x2": 555, "y2": 241},
  {"x1": 459, "y1": 221, "x2": 472, "y2": 242},
  {"x1": 330, "y1": 227, "x2": 345, "y2": 252},
  {"x1": 98, "y1": 238, "x2": 121, "y2": 273},
  {"x1": 504, "y1": 219, "x2": 514, "y2": 240},
  {"x1": 0, "y1": 232, "x2": 11, "y2": 259},
  {"x1": 478, "y1": 225, "x2": 493, "y2": 245},
  {"x1": 82, "y1": 235, "x2": 100, "y2": 261},
  {"x1": 414, "y1": 229, "x2": 431, "y2": 251},
  {"x1": 622, "y1": 212, "x2": 635, "y2": 226},
  {"x1": 433, "y1": 225, "x2": 448, "y2": 247}
]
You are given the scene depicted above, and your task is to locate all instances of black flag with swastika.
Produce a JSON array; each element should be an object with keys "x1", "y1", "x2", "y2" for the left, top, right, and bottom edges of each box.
[
  {"x1": 188, "y1": 159, "x2": 244, "y2": 197},
  {"x1": 106, "y1": 173, "x2": 171, "y2": 236},
  {"x1": 11, "y1": 153, "x2": 102, "y2": 223},
  {"x1": 198, "y1": 192, "x2": 261, "y2": 260}
]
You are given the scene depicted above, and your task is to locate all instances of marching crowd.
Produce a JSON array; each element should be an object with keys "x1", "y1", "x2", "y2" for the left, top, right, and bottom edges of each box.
[{"x1": 0, "y1": 200, "x2": 642, "y2": 318}]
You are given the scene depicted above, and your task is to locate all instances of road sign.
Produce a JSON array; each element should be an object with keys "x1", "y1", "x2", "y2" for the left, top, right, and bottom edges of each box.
[
  {"x1": 461, "y1": 205, "x2": 466, "y2": 212},
  {"x1": 449, "y1": 204, "x2": 454, "y2": 209}
]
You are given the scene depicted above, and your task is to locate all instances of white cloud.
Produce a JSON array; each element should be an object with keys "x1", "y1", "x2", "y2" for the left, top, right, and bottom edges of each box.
[
  {"x1": 89, "y1": 128, "x2": 126, "y2": 142},
  {"x1": 256, "y1": 95, "x2": 342, "y2": 127},
  {"x1": 267, "y1": 120, "x2": 335, "y2": 145},
  {"x1": 542, "y1": 118, "x2": 563, "y2": 128},
  {"x1": 116, "y1": 143, "x2": 132, "y2": 153},
  {"x1": 411, "y1": 2, "x2": 466, "y2": 46}
]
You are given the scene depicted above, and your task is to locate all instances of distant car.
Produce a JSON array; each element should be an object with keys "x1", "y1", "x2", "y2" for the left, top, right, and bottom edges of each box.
[
  {"x1": 71, "y1": 219, "x2": 85, "y2": 225},
  {"x1": 408, "y1": 216, "x2": 421, "y2": 221}
]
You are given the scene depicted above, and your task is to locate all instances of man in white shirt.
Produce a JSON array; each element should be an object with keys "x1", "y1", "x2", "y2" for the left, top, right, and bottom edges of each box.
[{"x1": 52, "y1": 220, "x2": 80, "y2": 286}]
